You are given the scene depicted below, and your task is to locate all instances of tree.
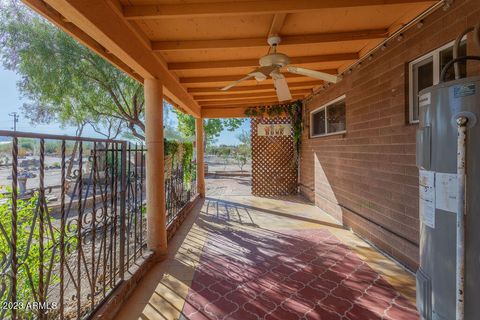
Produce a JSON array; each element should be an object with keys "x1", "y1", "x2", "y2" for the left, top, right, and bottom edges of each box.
[
  {"x1": 234, "y1": 151, "x2": 248, "y2": 171},
  {"x1": 234, "y1": 130, "x2": 251, "y2": 171},
  {"x1": 0, "y1": 1, "x2": 144, "y2": 140},
  {"x1": 237, "y1": 130, "x2": 251, "y2": 148},
  {"x1": 173, "y1": 109, "x2": 245, "y2": 147},
  {"x1": 219, "y1": 147, "x2": 231, "y2": 170}
]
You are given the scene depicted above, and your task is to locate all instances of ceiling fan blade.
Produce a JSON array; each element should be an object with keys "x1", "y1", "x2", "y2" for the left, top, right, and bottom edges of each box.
[
  {"x1": 272, "y1": 72, "x2": 292, "y2": 101},
  {"x1": 220, "y1": 74, "x2": 254, "y2": 91},
  {"x1": 287, "y1": 66, "x2": 340, "y2": 83}
]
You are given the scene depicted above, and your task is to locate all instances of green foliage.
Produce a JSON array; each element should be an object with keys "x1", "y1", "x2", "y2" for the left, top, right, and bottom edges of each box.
[
  {"x1": 45, "y1": 141, "x2": 59, "y2": 154},
  {"x1": 19, "y1": 140, "x2": 33, "y2": 151},
  {"x1": 172, "y1": 109, "x2": 245, "y2": 146},
  {"x1": 0, "y1": 191, "x2": 63, "y2": 318},
  {"x1": 244, "y1": 100, "x2": 303, "y2": 160},
  {"x1": 164, "y1": 139, "x2": 179, "y2": 158},
  {"x1": 164, "y1": 139, "x2": 195, "y2": 187},
  {"x1": 0, "y1": 2, "x2": 144, "y2": 139},
  {"x1": 181, "y1": 142, "x2": 194, "y2": 186},
  {"x1": 0, "y1": 142, "x2": 11, "y2": 153},
  {"x1": 236, "y1": 130, "x2": 251, "y2": 148}
]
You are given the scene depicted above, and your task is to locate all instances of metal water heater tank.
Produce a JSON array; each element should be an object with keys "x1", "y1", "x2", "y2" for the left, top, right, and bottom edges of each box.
[{"x1": 416, "y1": 74, "x2": 480, "y2": 320}]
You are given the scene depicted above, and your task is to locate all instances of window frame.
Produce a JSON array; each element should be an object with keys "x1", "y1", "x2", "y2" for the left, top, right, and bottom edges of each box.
[
  {"x1": 408, "y1": 37, "x2": 466, "y2": 124},
  {"x1": 310, "y1": 94, "x2": 346, "y2": 138}
]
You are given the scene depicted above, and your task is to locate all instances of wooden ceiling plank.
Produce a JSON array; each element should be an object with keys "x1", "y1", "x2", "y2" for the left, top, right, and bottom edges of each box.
[
  {"x1": 180, "y1": 69, "x2": 336, "y2": 84},
  {"x1": 195, "y1": 89, "x2": 311, "y2": 101},
  {"x1": 199, "y1": 95, "x2": 304, "y2": 106},
  {"x1": 202, "y1": 107, "x2": 249, "y2": 118},
  {"x1": 124, "y1": 0, "x2": 434, "y2": 20},
  {"x1": 168, "y1": 53, "x2": 357, "y2": 71},
  {"x1": 152, "y1": 29, "x2": 387, "y2": 51},
  {"x1": 188, "y1": 81, "x2": 320, "y2": 93}
]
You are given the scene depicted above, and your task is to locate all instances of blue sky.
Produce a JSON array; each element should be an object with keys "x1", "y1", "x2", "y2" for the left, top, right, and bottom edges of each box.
[{"x1": 0, "y1": 66, "x2": 248, "y2": 145}]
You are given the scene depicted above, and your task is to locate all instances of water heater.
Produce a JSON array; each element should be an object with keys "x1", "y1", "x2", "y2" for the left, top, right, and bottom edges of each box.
[{"x1": 416, "y1": 67, "x2": 480, "y2": 320}]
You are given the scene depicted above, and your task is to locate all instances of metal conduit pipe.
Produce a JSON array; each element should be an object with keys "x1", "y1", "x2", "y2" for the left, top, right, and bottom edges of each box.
[
  {"x1": 453, "y1": 23, "x2": 480, "y2": 79},
  {"x1": 450, "y1": 25, "x2": 480, "y2": 320},
  {"x1": 455, "y1": 116, "x2": 468, "y2": 320}
]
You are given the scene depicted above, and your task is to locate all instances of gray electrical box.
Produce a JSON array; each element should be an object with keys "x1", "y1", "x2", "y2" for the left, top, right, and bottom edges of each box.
[{"x1": 416, "y1": 76, "x2": 480, "y2": 320}]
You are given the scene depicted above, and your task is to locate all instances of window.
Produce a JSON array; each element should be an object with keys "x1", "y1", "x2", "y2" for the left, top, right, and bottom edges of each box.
[
  {"x1": 408, "y1": 39, "x2": 467, "y2": 123},
  {"x1": 310, "y1": 95, "x2": 346, "y2": 138}
]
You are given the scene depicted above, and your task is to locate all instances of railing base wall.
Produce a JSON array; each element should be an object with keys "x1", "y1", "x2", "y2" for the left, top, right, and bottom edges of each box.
[
  {"x1": 90, "y1": 250, "x2": 155, "y2": 320},
  {"x1": 167, "y1": 194, "x2": 202, "y2": 241},
  {"x1": 90, "y1": 194, "x2": 202, "y2": 320}
]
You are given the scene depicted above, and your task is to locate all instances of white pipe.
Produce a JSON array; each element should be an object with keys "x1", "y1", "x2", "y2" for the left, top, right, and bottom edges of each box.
[{"x1": 455, "y1": 116, "x2": 467, "y2": 320}]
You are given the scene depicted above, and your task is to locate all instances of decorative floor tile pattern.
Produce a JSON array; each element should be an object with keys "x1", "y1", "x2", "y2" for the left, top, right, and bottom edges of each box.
[{"x1": 182, "y1": 228, "x2": 418, "y2": 320}]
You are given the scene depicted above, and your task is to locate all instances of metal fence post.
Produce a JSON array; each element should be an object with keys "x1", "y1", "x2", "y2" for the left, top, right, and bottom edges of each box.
[
  {"x1": 10, "y1": 137, "x2": 18, "y2": 320},
  {"x1": 119, "y1": 142, "x2": 127, "y2": 280}
]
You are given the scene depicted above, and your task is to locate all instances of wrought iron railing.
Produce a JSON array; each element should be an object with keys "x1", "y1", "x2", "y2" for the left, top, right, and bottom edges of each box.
[
  {"x1": 0, "y1": 131, "x2": 146, "y2": 319},
  {"x1": 165, "y1": 163, "x2": 197, "y2": 225}
]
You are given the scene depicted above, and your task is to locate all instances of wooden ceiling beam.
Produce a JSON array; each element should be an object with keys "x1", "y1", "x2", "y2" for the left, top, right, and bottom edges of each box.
[
  {"x1": 188, "y1": 81, "x2": 320, "y2": 93},
  {"x1": 269, "y1": 13, "x2": 287, "y2": 36},
  {"x1": 168, "y1": 53, "x2": 357, "y2": 71},
  {"x1": 152, "y1": 29, "x2": 387, "y2": 51},
  {"x1": 199, "y1": 95, "x2": 304, "y2": 107},
  {"x1": 195, "y1": 89, "x2": 311, "y2": 101},
  {"x1": 202, "y1": 107, "x2": 249, "y2": 118},
  {"x1": 180, "y1": 69, "x2": 337, "y2": 84},
  {"x1": 123, "y1": 0, "x2": 434, "y2": 20}
]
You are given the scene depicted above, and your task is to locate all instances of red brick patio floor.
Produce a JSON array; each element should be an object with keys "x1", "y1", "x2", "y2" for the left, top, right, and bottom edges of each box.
[{"x1": 182, "y1": 228, "x2": 418, "y2": 320}]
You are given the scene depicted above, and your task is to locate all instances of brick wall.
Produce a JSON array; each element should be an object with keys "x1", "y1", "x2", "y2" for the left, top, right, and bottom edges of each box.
[{"x1": 299, "y1": 0, "x2": 480, "y2": 271}]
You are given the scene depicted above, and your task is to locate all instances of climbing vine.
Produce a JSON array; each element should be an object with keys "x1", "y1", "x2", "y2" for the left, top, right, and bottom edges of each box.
[
  {"x1": 164, "y1": 139, "x2": 195, "y2": 186},
  {"x1": 244, "y1": 100, "x2": 303, "y2": 159}
]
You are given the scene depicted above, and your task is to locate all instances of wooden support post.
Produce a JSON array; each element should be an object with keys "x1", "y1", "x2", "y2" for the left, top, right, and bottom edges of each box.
[
  {"x1": 195, "y1": 117, "x2": 205, "y2": 197},
  {"x1": 144, "y1": 79, "x2": 167, "y2": 259}
]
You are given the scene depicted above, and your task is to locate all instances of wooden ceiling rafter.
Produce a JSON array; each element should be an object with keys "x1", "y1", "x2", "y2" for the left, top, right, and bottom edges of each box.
[
  {"x1": 167, "y1": 53, "x2": 358, "y2": 71},
  {"x1": 194, "y1": 89, "x2": 311, "y2": 101},
  {"x1": 198, "y1": 95, "x2": 305, "y2": 107},
  {"x1": 187, "y1": 81, "x2": 321, "y2": 94},
  {"x1": 269, "y1": 13, "x2": 287, "y2": 36},
  {"x1": 152, "y1": 29, "x2": 388, "y2": 52},
  {"x1": 123, "y1": 0, "x2": 434, "y2": 20},
  {"x1": 202, "y1": 107, "x2": 249, "y2": 118}
]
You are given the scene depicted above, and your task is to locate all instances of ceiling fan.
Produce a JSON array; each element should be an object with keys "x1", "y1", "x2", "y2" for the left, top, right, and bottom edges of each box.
[{"x1": 220, "y1": 35, "x2": 341, "y2": 102}]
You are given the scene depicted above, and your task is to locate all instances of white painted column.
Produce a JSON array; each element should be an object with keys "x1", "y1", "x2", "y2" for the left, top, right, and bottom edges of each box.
[
  {"x1": 195, "y1": 117, "x2": 205, "y2": 197},
  {"x1": 144, "y1": 79, "x2": 167, "y2": 259}
]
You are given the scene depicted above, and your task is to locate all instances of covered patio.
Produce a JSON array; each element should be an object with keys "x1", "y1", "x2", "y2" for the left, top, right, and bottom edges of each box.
[
  {"x1": 115, "y1": 178, "x2": 417, "y2": 320},
  {"x1": 10, "y1": 0, "x2": 480, "y2": 319}
]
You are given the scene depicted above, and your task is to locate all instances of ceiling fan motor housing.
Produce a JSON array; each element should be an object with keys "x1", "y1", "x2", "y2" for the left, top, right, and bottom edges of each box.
[{"x1": 259, "y1": 52, "x2": 290, "y2": 68}]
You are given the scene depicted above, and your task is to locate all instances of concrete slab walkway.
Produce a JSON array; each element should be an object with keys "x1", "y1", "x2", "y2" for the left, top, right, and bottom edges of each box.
[{"x1": 116, "y1": 176, "x2": 418, "y2": 320}]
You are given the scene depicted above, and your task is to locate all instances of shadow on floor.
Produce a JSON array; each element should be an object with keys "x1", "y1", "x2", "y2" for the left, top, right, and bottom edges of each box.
[{"x1": 204, "y1": 196, "x2": 346, "y2": 230}]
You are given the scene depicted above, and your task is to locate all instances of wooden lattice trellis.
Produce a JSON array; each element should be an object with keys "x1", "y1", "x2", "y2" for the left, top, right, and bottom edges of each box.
[{"x1": 251, "y1": 117, "x2": 298, "y2": 197}]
